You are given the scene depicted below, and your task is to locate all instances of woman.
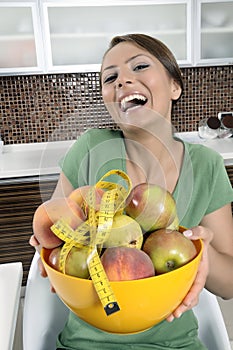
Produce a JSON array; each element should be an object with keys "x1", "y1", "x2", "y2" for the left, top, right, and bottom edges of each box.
[{"x1": 31, "y1": 34, "x2": 233, "y2": 349}]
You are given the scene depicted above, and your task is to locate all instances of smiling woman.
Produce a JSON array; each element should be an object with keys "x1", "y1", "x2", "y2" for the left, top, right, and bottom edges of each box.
[{"x1": 30, "y1": 33, "x2": 233, "y2": 350}]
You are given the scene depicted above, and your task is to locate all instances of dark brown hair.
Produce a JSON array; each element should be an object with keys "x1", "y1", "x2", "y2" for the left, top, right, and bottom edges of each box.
[{"x1": 101, "y1": 33, "x2": 184, "y2": 101}]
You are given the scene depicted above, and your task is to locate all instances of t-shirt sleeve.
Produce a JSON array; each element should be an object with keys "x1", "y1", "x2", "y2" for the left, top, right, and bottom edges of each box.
[
  {"x1": 59, "y1": 129, "x2": 126, "y2": 189},
  {"x1": 205, "y1": 154, "x2": 233, "y2": 214},
  {"x1": 175, "y1": 143, "x2": 233, "y2": 228},
  {"x1": 59, "y1": 130, "x2": 91, "y2": 188}
]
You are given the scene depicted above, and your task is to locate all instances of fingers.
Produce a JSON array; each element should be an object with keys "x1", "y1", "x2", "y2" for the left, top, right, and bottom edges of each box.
[
  {"x1": 29, "y1": 234, "x2": 42, "y2": 255},
  {"x1": 38, "y1": 258, "x2": 48, "y2": 278},
  {"x1": 167, "y1": 256, "x2": 208, "y2": 322},
  {"x1": 29, "y1": 235, "x2": 48, "y2": 278},
  {"x1": 167, "y1": 225, "x2": 211, "y2": 322},
  {"x1": 50, "y1": 284, "x2": 56, "y2": 293},
  {"x1": 29, "y1": 234, "x2": 40, "y2": 247},
  {"x1": 183, "y1": 226, "x2": 213, "y2": 245}
]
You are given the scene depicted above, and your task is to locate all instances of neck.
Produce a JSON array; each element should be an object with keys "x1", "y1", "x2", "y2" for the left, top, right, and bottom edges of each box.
[
  {"x1": 122, "y1": 124, "x2": 183, "y2": 191},
  {"x1": 122, "y1": 117, "x2": 175, "y2": 157}
]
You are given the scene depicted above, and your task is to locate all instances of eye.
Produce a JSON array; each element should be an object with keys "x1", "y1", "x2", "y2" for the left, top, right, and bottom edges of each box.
[
  {"x1": 133, "y1": 63, "x2": 150, "y2": 71},
  {"x1": 102, "y1": 73, "x2": 117, "y2": 85}
]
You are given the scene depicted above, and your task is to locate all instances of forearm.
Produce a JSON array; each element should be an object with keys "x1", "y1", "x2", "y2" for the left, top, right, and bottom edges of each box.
[{"x1": 205, "y1": 243, "x2": 233, "y2": 299}]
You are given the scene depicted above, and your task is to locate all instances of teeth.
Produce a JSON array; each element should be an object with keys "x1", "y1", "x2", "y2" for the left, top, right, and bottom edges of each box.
[{"x1": 120, "y1": 94, "x2": 146, "y2": 111}]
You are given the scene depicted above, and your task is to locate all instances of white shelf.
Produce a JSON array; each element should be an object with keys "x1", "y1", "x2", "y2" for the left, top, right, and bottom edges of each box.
[
  {"x1": 201, "y1": 26, "x2": 233, "y2": 34},
  {"x1": 49, "y1": 29, "x2": 186, "y2": 39},
  {"x1": 0, "y1": 34, "x2": 35, "y2": 41}
]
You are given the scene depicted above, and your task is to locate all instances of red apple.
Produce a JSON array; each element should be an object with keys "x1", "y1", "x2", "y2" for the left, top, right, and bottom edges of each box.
[
  {"x1": 101, "y1": 246, "x2": 155, "y2": 281},
  {"x1": 33, "y1": 197, "x2": 86, "y2": 249},
  {"x1": 68, "y1": 185, "x2": 104, "y2": 215},
  {"x1": 125, "y1": 183, "x2": 177, "y2": 233},
  {"x1": 48, "y1": 245, "x2": 90, "y2": 279},
  {"x1": 143, "y1": 229, "x2": 197, "y2": 274}
]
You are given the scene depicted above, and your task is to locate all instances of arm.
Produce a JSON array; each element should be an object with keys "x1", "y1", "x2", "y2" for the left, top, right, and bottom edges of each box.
[
  {"x1": 29, "y1": 172, "x2": 76, "y2": 279},
  {"x1": 202, "y1": 203, "x2": 233, "y2": 299},
  {"x1": 51, "y1": 171, "x2": 75, "y2": 199},
  {"x1": 167, "y1": 202, "x2": 233, "y2": 322},
  {"x1": 29, "y1": 173, "x2": 76, "y2": 250}
]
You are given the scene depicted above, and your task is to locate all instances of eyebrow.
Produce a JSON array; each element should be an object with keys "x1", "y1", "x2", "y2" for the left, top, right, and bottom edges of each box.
[{"x1": 102, "y1": 54, "x2": 149, "y2": 72}]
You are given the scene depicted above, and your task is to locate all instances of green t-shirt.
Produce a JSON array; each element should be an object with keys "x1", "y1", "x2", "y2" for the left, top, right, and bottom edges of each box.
[{"x1": 57, "y1": 128, "x2": 233, "y2": 350}]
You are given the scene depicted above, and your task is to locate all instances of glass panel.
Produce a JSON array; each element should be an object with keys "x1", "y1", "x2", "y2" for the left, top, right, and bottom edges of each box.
[
  {"x1": 201, "y1": 2, "x2": 233, "y2": 59},
  {"x1": 48, "y1": 4, "x2": 187, "y2": 66},
  {"x1": 0, "y1": 7, "x2": 37, "y2": 68},
  {"x1": 201, "y1": 32, "x2": 233, "y2": 59}
]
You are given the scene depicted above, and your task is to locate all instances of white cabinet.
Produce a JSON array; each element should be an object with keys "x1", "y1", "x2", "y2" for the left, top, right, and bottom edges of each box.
[
  {"x1": 0, "y1": 1, "x2": 44, "y2": 74},
  {"x1": 195, "y1": 0, "x2": 233, "y2": 65},
  {"x1": 0, "y1": 0, "x2": 232, "y2": 75},
  {"x1": 41, "y1": 0, "x2": 192, "y2": 73}
]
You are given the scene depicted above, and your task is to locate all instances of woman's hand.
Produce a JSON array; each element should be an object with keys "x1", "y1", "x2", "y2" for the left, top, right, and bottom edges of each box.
[
  {"x1": 29, "y1": 234, "x2": 48, "y2": 278},
  {"x1": 29, "y1": 234, "x2": 58, "y2": 293},
  {"x1": 166, "y1": 225, "x2": 213, "y2": 322}
]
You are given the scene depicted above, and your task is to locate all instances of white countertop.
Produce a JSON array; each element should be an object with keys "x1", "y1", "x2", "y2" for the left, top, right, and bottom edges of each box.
[
  {"x1": 176, "y1": 132, "x2": 233, "y2": 165},
  {"x1": 0, "y1": 132, "x2": 232, "y2": 179},
  {"x1": 0, "y1": 139, "x2": 75, "y2": 179}
]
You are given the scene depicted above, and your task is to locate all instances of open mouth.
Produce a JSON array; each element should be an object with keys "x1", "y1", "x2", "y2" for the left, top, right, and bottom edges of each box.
[{"x1": 120, "y1": 94, "x2": 147, "y2": 112}]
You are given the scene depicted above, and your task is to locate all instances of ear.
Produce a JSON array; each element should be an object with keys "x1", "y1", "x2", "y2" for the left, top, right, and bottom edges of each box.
[{"x1": 171, "y1": 80, "x2": 182, "y2": 101}]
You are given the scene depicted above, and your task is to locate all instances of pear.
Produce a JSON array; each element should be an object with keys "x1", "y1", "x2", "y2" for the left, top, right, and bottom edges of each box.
[{"x1": 103, "y1": 213, "x2": 143, "y2": 249}]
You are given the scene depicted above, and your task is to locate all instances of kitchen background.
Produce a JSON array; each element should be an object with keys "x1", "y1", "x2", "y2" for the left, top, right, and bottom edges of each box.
[
  {"x1": 1, "y1": 63, "x2": 233, "y2": 350},
  {"x1": 0, "y1": 0, "x2": 233, "y2": 348},
  {"x1": 0, "y1": 65, "x2": 232, "y2": 145}
]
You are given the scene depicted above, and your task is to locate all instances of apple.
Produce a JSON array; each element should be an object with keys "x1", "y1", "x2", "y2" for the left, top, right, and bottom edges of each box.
[
  {"x1": 142, "y1": 229, "x2": 197, "y2": 274},
  {"x1": 33, "y1": 197, "x2": 86, "y2": 249},
  {"x1": 69, "y1": 185, "x2": 105, "y2": 216},
  {"x1": 101, "y1": 246, "x2": 155, "y2": 281},
  {"x1": 125, "y1": 183, "x2": 178, "y2": 233},
  {"x1": 48, "y1": 245, "x2": 90, "y2": 279},
  {"x1": 103, "y1": 213, "x2": 143, "y2": 249}
]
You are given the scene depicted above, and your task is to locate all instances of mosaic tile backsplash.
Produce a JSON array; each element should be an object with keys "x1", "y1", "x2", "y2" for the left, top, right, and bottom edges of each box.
[{"x1": 0, "y1": 65, "x2": 232, "y2": 144}]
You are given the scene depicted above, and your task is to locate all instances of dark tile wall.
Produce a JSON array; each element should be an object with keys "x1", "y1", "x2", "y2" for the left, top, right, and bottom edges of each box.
[{"x1": 0, "y1": 65, "x2": 232, "y2": 144}]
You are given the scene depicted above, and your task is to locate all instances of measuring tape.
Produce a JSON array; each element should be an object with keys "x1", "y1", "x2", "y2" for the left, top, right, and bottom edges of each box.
[{"x1": 50, "y1": 169, "x2": 132, "y2": 316}]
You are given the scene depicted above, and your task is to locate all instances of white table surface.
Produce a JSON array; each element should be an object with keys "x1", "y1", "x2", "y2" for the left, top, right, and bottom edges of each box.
[{"x1": 0, "y1": 262, "x2": 23, "y2": 350}]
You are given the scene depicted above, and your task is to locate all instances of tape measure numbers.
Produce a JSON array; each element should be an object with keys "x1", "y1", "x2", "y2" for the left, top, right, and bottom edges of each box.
[
  {"x1": 50, "y1": 169, "x2": 132, "y2": 316},
  {"x1": 87, "y1": 248, "x2": 120, "y2": 315}
]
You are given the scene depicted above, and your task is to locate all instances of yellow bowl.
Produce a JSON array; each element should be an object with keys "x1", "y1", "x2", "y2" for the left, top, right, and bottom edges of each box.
[{"x1": 41, "y1": 228, "x2": 203, "y2": 334}]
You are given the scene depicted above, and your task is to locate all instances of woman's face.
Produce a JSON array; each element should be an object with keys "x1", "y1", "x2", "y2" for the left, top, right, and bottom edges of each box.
[{"x1": 101, "y1": 42, "x2": 181, "y2": 130}]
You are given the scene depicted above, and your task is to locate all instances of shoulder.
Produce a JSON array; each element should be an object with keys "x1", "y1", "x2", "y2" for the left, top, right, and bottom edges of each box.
[
  {"x1": 69, "y1": 128, "x2": 123, "y2": 152},
  {"x1": 83, "y1": 128, "x2": 123, "y2": 142},
  {"x1": 184, "y1": 142, "x2": 224, "y2": 167}
]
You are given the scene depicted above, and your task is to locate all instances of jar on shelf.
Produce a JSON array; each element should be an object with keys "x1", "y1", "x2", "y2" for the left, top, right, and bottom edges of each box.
[
  {"x1": 198, "y1": 117, "x2": 221, "y2": 139},
  {"x1": 218, "y1": 112, "x2": 233, "y2": 138}
]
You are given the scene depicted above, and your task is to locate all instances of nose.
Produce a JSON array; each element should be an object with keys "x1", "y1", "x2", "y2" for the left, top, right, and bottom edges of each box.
[
  {"x1": 117, "y1": 80, "x2": 132, "y2": 88},
  {"x1": 116, "y1": 70, "x2": 133, "y2": 89}
]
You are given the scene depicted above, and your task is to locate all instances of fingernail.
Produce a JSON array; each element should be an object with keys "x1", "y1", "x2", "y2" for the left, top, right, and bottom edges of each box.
[
  {"x1": 183, "y1": 230, "x2": 192, "y2": 238},
  {"x1": 177, "y1": 312, "x2": 182, "y2": 318},
  {"x1": 168, "y1": 315, "x2": 174, "y2": 322}
]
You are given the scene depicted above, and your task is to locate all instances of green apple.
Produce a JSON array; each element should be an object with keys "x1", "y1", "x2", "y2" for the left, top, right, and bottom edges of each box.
[
  {"x1": 142, "y1": 229, "x2": 197, "y2": 274},
  {"x1": 125, "y1": 183, "x2": 178, "y2": 233},
  {"x1": 48, "y1": 245, "x2": 90, "y2": 279},
  {"x1": 103, "y1": 212, "x2": 143, "y2": 249}
]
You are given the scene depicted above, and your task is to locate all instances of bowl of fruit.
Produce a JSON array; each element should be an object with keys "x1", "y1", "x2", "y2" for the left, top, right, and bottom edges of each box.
[{"x1": 38, "y1": 171, "x2": 203, "y2": 334}]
